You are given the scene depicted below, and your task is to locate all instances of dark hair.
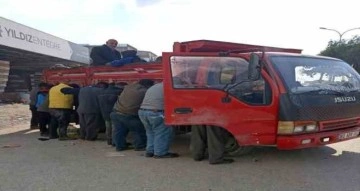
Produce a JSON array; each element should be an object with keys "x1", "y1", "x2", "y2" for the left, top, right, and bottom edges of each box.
[
  {"x1": 139, "y1": 79, "x2": 154, "y2": 88},
  {"x1": 68, "y1": 83, "x2": 80, "y2": 88},
  {"x1": 96, "y1": 81, "x2": 109, "y2": 88},
  {"x1": 47, "y1": 83, "x2": 54, "y2": 89},
  {"x1": 116, "y1": 82, "x2": 128, "y2": 86}
]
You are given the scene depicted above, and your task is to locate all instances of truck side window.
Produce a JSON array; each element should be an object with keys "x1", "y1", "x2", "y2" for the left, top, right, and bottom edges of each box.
[
  {"x1": 171, "y1": 57, "x2": 200, "y2": 88},
  {"x1": 220, "y1": 65, "x2": 236, "y2": 84}
]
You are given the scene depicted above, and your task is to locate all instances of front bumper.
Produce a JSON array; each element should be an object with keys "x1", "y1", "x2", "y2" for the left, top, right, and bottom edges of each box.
[{"x1": 277, "y1": 126, "x2": 360, "y2": 150}]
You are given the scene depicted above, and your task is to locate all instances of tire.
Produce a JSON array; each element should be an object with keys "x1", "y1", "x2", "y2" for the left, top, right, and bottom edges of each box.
[{"x1": 225, "y1": 136, "x2": 253, "y2": 156}]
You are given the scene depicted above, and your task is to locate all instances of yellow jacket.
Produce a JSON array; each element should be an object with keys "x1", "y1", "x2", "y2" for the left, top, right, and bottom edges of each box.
[{"x1": 49, "y1": 83, "x2": 74, "y2": 109}]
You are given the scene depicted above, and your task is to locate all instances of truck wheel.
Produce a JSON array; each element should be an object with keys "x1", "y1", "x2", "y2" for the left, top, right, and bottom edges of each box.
[{"x1": 225, "y1": 136, "x2": 253, "y2": 156}]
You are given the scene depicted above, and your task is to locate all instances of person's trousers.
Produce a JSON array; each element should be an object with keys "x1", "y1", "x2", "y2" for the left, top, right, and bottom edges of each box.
[
  {"x1": 49, "y1": 115, "x2": 59, "y2": 138},
  {"x1": 38, "y1": 111, "x2": 51, "y2": 134},
  {"x1": 138, "y1": 110, "x2": 173, "y2": 156},
  {"x1": 70, "y1": 110, "x2": 79, "y2": 124},
  {"x1": 78, "y1": 113, "x2": 102, "y2": 140},
  {"x1": 49, "y1": 109, "x2": 71, "y2": 138},
  {"x1": 105, "y1": 120, "x2": 113, "y2": 143},
  {"x1": 191, "y1": 125, "x2": 226, "y2": 164},
  {"x1": 29, "y1": 105, "x2": 39, "y2": 128},
  {"x1": 110, "y1": 112, "x2": 147, "y2": 150}
]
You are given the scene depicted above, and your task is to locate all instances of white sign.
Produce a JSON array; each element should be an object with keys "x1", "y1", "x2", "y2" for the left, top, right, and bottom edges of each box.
[{"x1": 0, "y1": 17, "x2": 90, "y2": 64}]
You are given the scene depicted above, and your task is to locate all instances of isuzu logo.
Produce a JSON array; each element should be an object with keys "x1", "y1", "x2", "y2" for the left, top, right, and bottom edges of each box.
[{"x1": 334, "y1": 96, "x2": 356, "y2": 103}]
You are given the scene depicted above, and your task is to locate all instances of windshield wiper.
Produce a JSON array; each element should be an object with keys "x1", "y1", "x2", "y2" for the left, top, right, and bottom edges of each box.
[
  {"x1": 347, "y1": 89, "x2": 360, "y2": 93},
  {"x1": 294, "y1": 89, "x2": 345, "y2": 96}
]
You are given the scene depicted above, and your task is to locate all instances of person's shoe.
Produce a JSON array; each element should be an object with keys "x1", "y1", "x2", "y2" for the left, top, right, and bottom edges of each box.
[
  {"x1": 134, "y1": 147, "x2": 146, "y2": 151},
  {"x1": 210, "y1": 158, "x2": 234, "y2": 165},
  {"x1": 154, "y1": 153, "x2": 179, "y2": 159},
  {"x1": 145, "y1": 153, "x2": 154, "y2": 157},
  {"x1": 49, "y1": 136, "x2": 59, "y2": 139},
  {"x1": 38, "y1": 137, "x2": 50, "y2": 141},
  {"x1": 116, "y1": 147, "x2": 132, "y2": 151},
  {"x1": 193, "y1": 157, "x2": 204, "y2": 161}
]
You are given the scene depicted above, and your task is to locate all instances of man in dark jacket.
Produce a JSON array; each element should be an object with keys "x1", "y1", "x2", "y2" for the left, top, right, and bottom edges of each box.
[
  {"x1": 77, "y1": 82, "x2": 108, "y2": 140},
  {"x1": 90, "y1": 39, "x2": 122, "y2": 66},
  {"x1": 97, "y1": 84, "x2": 123, "y2": 145}
]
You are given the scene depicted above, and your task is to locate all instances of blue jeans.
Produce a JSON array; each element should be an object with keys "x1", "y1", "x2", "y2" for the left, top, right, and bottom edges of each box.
[
  {"x1": 138, "y1": 110, "x2": 174, "y2": 156},
  {"x1": 110, "y1": 112, "x2": 146, "y2": 150}
]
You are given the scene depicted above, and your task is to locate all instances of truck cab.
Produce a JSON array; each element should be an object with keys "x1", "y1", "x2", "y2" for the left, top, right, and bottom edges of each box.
[{"x1": 162, "y1": 40, "x2": 360, "y2": 150}]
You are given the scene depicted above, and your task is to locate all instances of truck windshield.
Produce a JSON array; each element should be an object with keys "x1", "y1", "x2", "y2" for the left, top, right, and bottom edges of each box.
[{"x1": 271, "y1": 56, "x2": 360, "y2": 94}]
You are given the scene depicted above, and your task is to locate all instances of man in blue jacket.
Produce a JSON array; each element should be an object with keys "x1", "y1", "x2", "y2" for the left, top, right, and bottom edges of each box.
[{"x1": 90, "y1": 39, "x2": 122, "y2": 66}]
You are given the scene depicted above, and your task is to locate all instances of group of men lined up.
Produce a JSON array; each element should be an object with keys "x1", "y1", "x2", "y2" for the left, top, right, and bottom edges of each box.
[{"x1": 29, "y1": 80, "x2": 180, "y2": 159}]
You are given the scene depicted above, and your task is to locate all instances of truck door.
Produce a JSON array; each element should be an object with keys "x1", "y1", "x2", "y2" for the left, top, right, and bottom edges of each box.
[{"x1": 162, "y1": 53, "x2": 279, "y2": 146}]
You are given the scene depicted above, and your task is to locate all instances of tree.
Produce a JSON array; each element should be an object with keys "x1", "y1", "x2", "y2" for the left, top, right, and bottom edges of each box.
[{"x1": 320, "y1": 35, "x2": 360, "y2": 72}]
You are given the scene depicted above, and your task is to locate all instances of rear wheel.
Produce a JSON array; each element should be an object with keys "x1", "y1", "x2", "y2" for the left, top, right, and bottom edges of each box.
[{"x1": 225, "y1": 136, "x2": 253, "y2": 156}]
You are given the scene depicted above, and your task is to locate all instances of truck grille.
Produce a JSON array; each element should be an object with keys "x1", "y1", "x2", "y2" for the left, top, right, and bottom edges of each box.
[{"x1": 319, "y1": 117, "x2": 360, "y2": 131}]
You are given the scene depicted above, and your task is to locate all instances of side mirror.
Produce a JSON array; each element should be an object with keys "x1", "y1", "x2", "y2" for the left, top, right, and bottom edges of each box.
[{"x1": 248, "y1": 53, "x2": 261, "y2": 80}]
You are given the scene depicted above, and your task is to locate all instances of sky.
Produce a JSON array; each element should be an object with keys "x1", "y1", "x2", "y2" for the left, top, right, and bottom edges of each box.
[{"x1": 1, "y1": 0, "x2": 360, "y2": 56}]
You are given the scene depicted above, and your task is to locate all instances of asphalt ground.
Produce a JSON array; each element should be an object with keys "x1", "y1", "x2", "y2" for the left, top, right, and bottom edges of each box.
[{"x1": 0, "y1": 125, "x2": 359, "y2": 191}]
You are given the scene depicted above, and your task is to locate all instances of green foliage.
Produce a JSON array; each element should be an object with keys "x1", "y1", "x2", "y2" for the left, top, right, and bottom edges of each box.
[{"x1": 320, "y1": 35, "x2": 360, "y2": 72}]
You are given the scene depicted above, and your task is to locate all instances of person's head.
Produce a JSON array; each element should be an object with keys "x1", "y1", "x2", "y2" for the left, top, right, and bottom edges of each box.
[
  {"x1": 138, "y1": 79, "x2": 155, "y2": 88},
  {"x1": 96, "y1": 81, "x2": 109, "y2": 89},
  {"x1": 38, "y1": 82, "x2": 49, "y2": 91},
  {"x1": 106, "y1": 39, "x2": 118, "y2": 50},
  {"x1": 68, "y1": 83, "x2": 80, "y2": 89},
  {"x1": 115, "y1": 82, "x2": 128, "y2": 89},
  {"x1": 47, "y1": 83, "x2": 54, "y2": 89}
]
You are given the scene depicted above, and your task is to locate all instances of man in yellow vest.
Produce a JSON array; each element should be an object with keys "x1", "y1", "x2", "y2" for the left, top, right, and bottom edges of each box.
[{"x1": 48, "y1": 82, "x2": 74, "y2": 140}]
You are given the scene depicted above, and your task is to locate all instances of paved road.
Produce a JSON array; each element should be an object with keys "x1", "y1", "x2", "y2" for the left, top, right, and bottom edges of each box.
[{"x1": 0, "y1": 126, "x2": 359, "y2": 191}]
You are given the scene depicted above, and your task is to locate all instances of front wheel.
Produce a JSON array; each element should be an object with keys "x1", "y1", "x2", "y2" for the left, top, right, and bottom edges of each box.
[{"x1": 225, "y1": 136, "x2": 253, "y2": 156}]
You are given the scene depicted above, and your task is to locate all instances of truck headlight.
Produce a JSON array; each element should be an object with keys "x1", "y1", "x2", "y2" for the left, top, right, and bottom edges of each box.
[
  {"x1": 293, "y1": 126, "x2": 304, "y2": 133},
  {"x1": 305, "y1": 124, "x2": 317, "y2": 132},
  {"x1": 278, "y1": 121, "x2": 318, "y2": 134}
]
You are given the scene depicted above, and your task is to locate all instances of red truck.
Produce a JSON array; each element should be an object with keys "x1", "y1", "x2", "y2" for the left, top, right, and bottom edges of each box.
[{"x1": 43, "y1": 40, "x2": 360, "y2": 155}]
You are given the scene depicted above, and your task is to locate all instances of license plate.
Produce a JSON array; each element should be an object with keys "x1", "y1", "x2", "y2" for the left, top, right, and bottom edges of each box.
[{"x1": 338, "y1": 131, "x2": 359, "y2": 140}]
